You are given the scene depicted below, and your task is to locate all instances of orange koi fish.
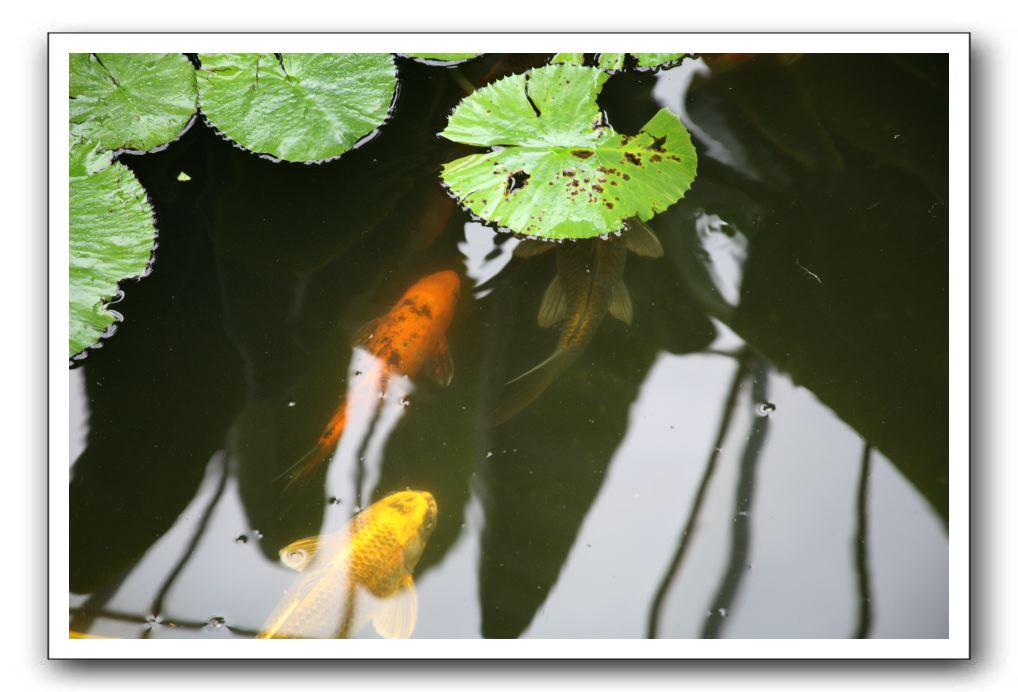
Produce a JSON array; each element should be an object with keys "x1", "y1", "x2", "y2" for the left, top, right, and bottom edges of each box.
[{"x1": 282, "y1": 271, "x2": 460, "y2": 487}]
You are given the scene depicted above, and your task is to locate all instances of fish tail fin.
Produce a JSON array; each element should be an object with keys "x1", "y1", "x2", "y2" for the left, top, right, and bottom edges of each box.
[
  {"x1": 490, "y1": 349, "x2": 569, "y2": 426},
  {"x1": 276, "y1": 404, "x2": 348, "y2": 491}
]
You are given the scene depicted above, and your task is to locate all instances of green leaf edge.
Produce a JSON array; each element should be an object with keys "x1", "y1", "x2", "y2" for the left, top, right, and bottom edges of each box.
[{"x1": 68, "y1": 160, "x2": 157, "y2": 359}]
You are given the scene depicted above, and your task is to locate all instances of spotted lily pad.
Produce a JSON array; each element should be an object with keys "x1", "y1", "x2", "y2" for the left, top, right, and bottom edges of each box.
[
  {"x1": 439, "y1": 64, "x2": 698, "y2": 240},
  {"x1": 551, "y1": 53, "x2": 686, "y2": 72},
  {"x1": 69, "y1": 53, "x2": 197, "y2": 152},
  {"x1": 196, "y1": 53, "x2": 397, "y2": 163},
  {"x1": 69, "y1": 155, "x2": 156, "y2": 357}
]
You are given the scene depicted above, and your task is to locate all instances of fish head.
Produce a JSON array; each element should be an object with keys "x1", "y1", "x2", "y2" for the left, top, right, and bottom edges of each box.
[
  {"x1": 411, "y1": 270, "x2": 461, "y2": 321},
  {"x1": 375, "y1": 490, "x2": 438, "y2": 572}
]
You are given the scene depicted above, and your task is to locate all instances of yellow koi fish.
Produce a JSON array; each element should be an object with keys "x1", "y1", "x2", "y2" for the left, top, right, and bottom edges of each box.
[
  {"x1": 283, "y1": 271, "x2": 460, "y2": 486},
  {"x1": 492, "y1": 220, "x2": 663, "y2": 424},
  {"x1": 258, "y1": 490, "x2": 438, "y2": 639}
]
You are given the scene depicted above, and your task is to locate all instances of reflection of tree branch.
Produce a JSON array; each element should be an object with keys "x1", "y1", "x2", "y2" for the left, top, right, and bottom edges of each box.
[
  {"x1": 68, "y1": 607, "x2": 259, "y2": 638},
  {"x1": 646, "y1": 354, "x2": 751, "y2": 638},
  {"x1": 853, "y1": 443, "x2": 874, "y2": 638},
  {"x1": 701, "y1": 365, "x2": 770, "y2": 638},
  {"x1": 68, "y1": 572, "x2": 128, "y2": 634},
  {"x1": 142, "y1": 454, "x2": 229, "y2": 638}
]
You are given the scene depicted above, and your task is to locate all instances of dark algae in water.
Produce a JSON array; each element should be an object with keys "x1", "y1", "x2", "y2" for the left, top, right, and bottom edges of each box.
[{"x1": 68, "y1": 52, "x2": 949, "y2": 641}]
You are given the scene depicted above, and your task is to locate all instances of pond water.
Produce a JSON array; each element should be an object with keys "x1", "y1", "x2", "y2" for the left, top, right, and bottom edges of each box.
[{"x1": 68, "y1": 53, "x2": 948, "y2": 639}]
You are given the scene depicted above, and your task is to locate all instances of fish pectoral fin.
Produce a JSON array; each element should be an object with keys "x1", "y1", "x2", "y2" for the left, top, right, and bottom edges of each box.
[
  {"x1": 514, "y1": 239, "x2": 555, "y2": 258},
  {"x1": 426, "y1": 337, "x2": 454, "y2": 387},
  {"x1": 537, "y1": 275, "x2": 567, "y2": 327},
  {"x1": 351, "y1": 317, "x2": 381, "y2": 348},
  {"x1": 279, "y1": 536, "x2": 325, "y2": 571},
  {"x1": 623, "y1": 218, "x2": 665, "y2": 258},
  {"x1": 608, "y1": 281, "x2": 634, "y2": 325},
  {"x1": 371, "y1": 576, "x2": 418, "y2": 639}
]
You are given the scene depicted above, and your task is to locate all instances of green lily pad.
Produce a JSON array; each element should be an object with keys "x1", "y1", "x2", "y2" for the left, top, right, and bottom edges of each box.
[
  {"x1": 69, "y1": 130, "x2": 112, "y2": 178},
  {"x1": 196, "y1": 53, "x2": 397, "y2": 163},
  {"x1": 69, "y1": 53, "x2": 197, "y2": 152},
  {"x1": 439, "y1": 64, "x2": 698, "y2": 240},
  {"x1": 402, "y1": 53, "x2": 482, "y2": 65},
  {"x1": 69, "y1": 161, "x2": 156, "y2": 357},
  {"x1": 551, "y1": 52, "x2": 686, "y2": 72}
]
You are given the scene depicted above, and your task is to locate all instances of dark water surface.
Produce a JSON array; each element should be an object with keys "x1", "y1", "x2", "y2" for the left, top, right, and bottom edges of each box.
[{"x1": 68, "y1": 53, "x2": 948, "y2": 639}]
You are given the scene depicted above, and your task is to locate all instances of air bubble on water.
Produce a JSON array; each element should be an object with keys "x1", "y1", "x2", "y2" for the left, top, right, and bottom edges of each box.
[
  {"x1": 205, "y1": 616, "x2": 226, "y2": 631},
  {"x1": 719, "y1": 608, "x2": 727, "y2": 618},
  {"x1": 287, "y1": 401, "x2": 296, "y2": 408},
  {"x1": 398, "y1": 396, "x2": 411, "y2": 408},
  {"x1": 235, "y1": 534, "x2": 248, "y2": 544},
  {"x1": 253, "y1": 529, "x2": 263, "y2": 540},
  {"x1": 328, "y1": 496, "x2": 342, "y2": 505},
  {"x1": 486, "y1": 452, "x2": 493, "y2": 459},
  {"x1": 893, "y1": 133, "x2": 901, "y2": 140},
  {"x1": 755, "y1": 402, "x2": 776, "y2": 417}
]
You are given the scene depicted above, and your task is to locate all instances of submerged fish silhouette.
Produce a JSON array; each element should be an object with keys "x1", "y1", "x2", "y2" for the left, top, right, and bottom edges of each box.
[
  {"x1": 281, "y1": 271, "x2": 460, "y2": 487},
  {"x1": 258, "y1": 490, "x2": 438, "y2": 639},
  {"x1": 492, "y1": 220, "x2": 663, "y2": 424}
]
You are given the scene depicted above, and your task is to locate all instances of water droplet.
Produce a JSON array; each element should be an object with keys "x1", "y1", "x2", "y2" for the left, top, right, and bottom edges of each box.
[
  {"x1": 328, "y1": 496, "x2": 342, "y2": 505},
  {"x1": 893, "y1": 133, "x2": 901, "y2": 140},
  {"x1": 235, "y1": 534, "x2": 248, "y2": 544},
  {"x1": 719, "y1": 608, "x2": 727, "y2": 618},
  {"x1": 485, "y1": 452, "x2": 493, "y2": 459},
  {"x1": 145, "y1": 615, "x2": 163, "y2": 629},
  {"x1": 398, "y1": 396, "x2": 411, "y2": 408},
  {"x1": 287, "y1": 401, "x2": 296, "y2": 407},
  {"x1": 252, "y1": 529, "x2": 263, "y2": 539},
  {"x1": 205, "y1": 616, "x2": 226, "y2": 630},
  {"x1": 755, "y1": 402, "x2": 776, "y2": 417}
]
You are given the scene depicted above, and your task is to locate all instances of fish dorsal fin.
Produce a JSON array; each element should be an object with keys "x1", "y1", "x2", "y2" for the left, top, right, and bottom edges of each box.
[
  {"x1": 279, "y1": 536, "x2": 325, "y2": 572},
  {"x1": 623, "y1": 219, "x2": 665, "y2": 258},
  {"x1": 372, "y1": 575, "x2": 418, "y2": 639},
  {"x1": 427, "y1": 337, "x2": 454, "y2": 387},
  {"x1": 351, "y1": 318, "x2": 381, "y2": 348},
  {"x1": 537, "y1": 275, "x2": 567, "y2": 327},
  {"x1": 514, "y1": 239, "x2": 555, "y2": 258},
  {"x1": 608, "y1": 281, "x2": 634, "y2": 325}
]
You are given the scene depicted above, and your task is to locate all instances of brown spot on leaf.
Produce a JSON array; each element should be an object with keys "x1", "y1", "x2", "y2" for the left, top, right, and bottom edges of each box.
[
  {"x1": 505, "y1": 170, "x2": 530, "y2": 196},
  {"x1": 624, "y1": 152, "x2": 642, "y2": 166},
  {"x1": 571, "y1": 150, "x2": 594, "y2": 159},
  {"x1": 649, "y1": 135, "x2": 668, "y2": 151}
]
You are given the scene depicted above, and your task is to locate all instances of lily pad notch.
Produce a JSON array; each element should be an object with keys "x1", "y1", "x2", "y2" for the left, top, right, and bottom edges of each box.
[
  {"x1": 438, "y1": 63, "x2": 698, "y2": 240},
  {"x1": 195, "y1": 53, "x2": 400, "y2": 164}
]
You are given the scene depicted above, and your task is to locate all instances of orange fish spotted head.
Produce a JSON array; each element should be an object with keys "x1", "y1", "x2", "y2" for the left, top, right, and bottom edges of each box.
[{"x1": 404, "y1": 270, "x2": 460, "y2": 324}]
